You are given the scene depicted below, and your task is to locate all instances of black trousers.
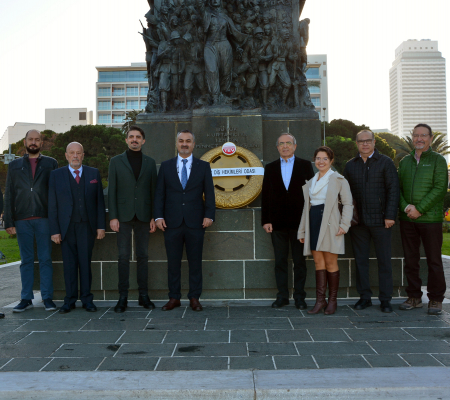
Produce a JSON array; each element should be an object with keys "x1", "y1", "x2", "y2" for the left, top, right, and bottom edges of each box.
[
  {"x1": 164, "y1": 222, "x2": 205, "y2": 300},
  {"x1": 271, "y1": 229, "x2": 307, "y2": 301},
  {"x1": 349, "y1": 225, "x2": 393, "y2": 301},
  {"x1": 61, "y1": 221, "x2": 95, "y2": 305},
  {"x1": 116, "y1": 220, "x2": 150, "y2": 297},
  {"x1": 400, "y1": 221, "x2": 446, "y2": 302}
]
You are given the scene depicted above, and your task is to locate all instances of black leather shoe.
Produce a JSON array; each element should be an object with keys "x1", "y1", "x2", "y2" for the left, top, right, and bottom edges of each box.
[
  {"x1": 0, "y1": 312, "x2": 5, "y2": 319},
  {"x1": 138, "y1": 294, "x2": 155, "y2": 310},
  {"x1": 114, "y1": 296, "x2": 128, "y2": 313},
  {"x1": 380, "y1": 300, "x2": 393, "y2": 313},
  {"x1": 83, "y1": 302, "x2": 97, "y2": 312},
  {"x1": 59, "y1": 303, "x2": 76, "y2": 314},
  {"x1": 354, "y1": 299, "x2": 372, "y2": 310},
  {"x1": 272, "y1": 298, "x2": 289, "y2": 308},
  {"x1": 295, "y1": 299, "x2": 308, "y2": 310}
]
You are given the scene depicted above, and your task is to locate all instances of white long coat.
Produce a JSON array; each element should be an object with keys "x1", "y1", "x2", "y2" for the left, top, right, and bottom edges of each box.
[{"x1": 297, "y1": 172, "x2": 353, "y2": 256}]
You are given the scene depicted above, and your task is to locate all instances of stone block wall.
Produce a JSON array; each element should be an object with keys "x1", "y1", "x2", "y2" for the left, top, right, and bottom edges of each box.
[{"x1": 35, "y1": 209, "x2": 420, "y2": 301}]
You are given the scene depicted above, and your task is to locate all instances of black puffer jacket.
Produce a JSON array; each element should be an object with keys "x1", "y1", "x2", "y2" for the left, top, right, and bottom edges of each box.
[
  {"x1": 4, "y1": 154, "x2": 58, "y2": 228},
  {"x1": 343, "y1": 149, "x2": 399, "y2": 227}
]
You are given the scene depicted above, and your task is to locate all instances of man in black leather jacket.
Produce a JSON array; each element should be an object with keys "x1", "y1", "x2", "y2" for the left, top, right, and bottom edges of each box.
[
  {"x1": 4, "y1": 130, "x2": 58, "y2": 313},
  {"x1": 343, "y1": 130, "x2": 399, "y2": 313}
]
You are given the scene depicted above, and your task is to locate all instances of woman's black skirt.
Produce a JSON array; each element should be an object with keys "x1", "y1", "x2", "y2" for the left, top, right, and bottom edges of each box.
[{"x1": 309, "y1": 204, "x2": 325, "y2": 251}]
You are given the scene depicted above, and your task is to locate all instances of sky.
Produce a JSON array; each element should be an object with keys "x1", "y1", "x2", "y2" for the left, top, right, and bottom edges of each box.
[{"x1": 0, "y1": 0, "x2": 449, "y2": 133}]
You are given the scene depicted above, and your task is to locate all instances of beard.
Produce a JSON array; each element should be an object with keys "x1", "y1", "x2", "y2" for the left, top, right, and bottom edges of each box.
[{"x1": 26, "y1": 146, "x2": 40, "y2": 155}]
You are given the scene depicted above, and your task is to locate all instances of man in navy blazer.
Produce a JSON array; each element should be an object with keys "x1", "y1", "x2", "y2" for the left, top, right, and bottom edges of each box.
[
  {"x1": 154, "y1": 130, "x2": 215, "y2": 311},
  {"x1": 48, "y1": 142, "x2": 106, "y2": 313}
]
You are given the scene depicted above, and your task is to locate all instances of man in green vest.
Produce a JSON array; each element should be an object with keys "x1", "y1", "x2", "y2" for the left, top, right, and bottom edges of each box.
[
  {"x1": 108, "y1": 126, "x2": 157, "y2": 313},
  {"x1": 398, "y1": 123, "x2": 448, "y2": 315}
]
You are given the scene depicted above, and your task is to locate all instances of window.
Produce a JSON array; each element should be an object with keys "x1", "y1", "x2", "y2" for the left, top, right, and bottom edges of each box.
[
  {"x1": 98, "y1": 101, "x2": 111, "y2": 110},
  {"x1": 112, "y1": 87, "x2": 125, "y2": 96},
  {"x1": 140, "y1": 86, "x2": 149, "y2": 96},
  {"x1": 308, "y1": 86, "x2": 320, "y2": 94},
  {"x1": 323, "y1": 61, "x2": 326, "y2": 65},
  {"x1": 140, "y1": 100, "x2": 148, "y2": 108},
  {"x1": 127, "y1": 86, "x2": 139, "y2": 96},
  {"x1": 112, "y1": 101, "x2": 125, "y2": 110},
  {"x1": 311, "y1": 97, "x2": 321, "y2": 107},
  {"x1": 113, "y1": 114, "x2": 125, "y2": 123},
  {"x1": 98, "y1": 70, "x2": 147, "y2": 82},
  {"x1": 323, "y1": 70, "x2": 327, "y2": 77},
  {"x1": 98, "y1": 87, "x2": 111, "y2": 96},
  {"x1": 79, "y1": 112, "x2": 86, "y2": 120},
  {"x1": 98, "y1": 114, "x2": 111, "y2": 123},
  {"x1": 306, "y1": 67, "x2": 320, "y2": 78},
  {"x1": 127, "y1": 100, "x2": 139, "y2": 109}
]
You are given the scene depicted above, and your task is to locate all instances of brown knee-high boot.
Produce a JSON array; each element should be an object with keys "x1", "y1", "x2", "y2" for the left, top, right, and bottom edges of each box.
[
  {"x1": 307, "y1": 270, "x2": 327, "y2": 314},
  {"x1": 324, "y1": 271, "x2": 340, "y2": 315}
]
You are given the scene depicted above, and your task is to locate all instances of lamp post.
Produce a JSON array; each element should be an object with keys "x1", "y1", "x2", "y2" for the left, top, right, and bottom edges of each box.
[{"x1": 322, "y1": 108, "x2": 327, "y2": 145}]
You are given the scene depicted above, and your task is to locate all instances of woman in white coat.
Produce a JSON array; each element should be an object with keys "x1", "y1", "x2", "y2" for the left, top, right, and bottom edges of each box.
[{"x1": 298, "y1": 146, "x2": 353, "y2": 315}]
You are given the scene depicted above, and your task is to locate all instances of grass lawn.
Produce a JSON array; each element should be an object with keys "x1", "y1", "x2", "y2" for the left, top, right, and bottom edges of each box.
[
  {"x1": 0, "y1": 231, "x2": 21, "y2": 263},
  {"x1": 442, "y1": 233, "x2": 450, "y2": 256}
]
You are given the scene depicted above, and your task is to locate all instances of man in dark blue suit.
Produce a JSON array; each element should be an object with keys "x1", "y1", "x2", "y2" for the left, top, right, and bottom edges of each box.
[
  {"x1": 48, "y1": 142, "x2": 106, "y2": 313},
  {"x1": 155, "y1": 130, "x2": 215, "y2": 311}
]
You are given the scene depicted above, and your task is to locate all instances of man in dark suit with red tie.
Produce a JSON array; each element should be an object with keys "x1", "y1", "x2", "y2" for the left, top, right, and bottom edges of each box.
[
  {"x1": 261, "y1": 133, "x2": 314, "y2": 309},
  {"x1": 154, "y1": 130, "x2": 215, "y2": 312},
  {"x1": 48, "y1": 142, "x2": 106, "y2": 313}
]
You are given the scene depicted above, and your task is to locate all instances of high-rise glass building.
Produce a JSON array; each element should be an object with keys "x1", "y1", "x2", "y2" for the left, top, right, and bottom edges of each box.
[{"x1": 390, "y1": 40, "x2": 447, "y2": 137}]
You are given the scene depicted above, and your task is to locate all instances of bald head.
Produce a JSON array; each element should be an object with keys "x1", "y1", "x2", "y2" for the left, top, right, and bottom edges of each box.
[{"x1": 65, "y1": 142, "x2": 84, "y2": 170}]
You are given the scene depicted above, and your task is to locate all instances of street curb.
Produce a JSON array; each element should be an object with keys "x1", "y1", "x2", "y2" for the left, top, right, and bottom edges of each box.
[{"x1": 0, "y1": 367, "x2": 449, "y2": 399}]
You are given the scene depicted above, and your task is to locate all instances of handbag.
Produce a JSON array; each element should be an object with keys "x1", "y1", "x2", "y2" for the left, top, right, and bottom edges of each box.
[{"x1": 338, "y1": 195, "x2": 359, "y2": 226}]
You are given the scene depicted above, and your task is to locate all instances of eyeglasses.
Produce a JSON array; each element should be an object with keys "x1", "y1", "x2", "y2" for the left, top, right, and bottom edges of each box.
[
  {"x1": 277, "y1": 141, "x2": 294, "y2": 147},
  {"x1": 315, "y1": 157, "x2": 329, "y2": 162},
  {"x1": 412, "y1": 133, "x2": 430, "y2": 139},
  {"x1": 356, "y1": 139, "x2": 374, "y2": 145}
]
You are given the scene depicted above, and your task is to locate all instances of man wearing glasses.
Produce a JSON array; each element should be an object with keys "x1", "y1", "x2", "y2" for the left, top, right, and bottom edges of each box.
[
  {"x1": 343, "y1": 130, "x2": 399, "y2": 313},
  {"x1": 261, "y1": 133, "x2": 314, "y2": 309},
  {"x1": 398, "y1": 123, "x2": 447, "y2": 315}
]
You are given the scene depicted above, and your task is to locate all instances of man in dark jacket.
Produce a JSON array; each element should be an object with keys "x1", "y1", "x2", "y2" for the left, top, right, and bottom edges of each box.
[
  {"x1": 108, "y1": 126, "x2": 157, "y2": 313},
  {"x1": 261, "y1": 133, "x2": 314, "y2": 309},
  {"x1": 343, "y1": 130, "x2": 399, "y2": 313},
  {"x1": 4, "y1": 130, "x2": 58, "y2": 313},
  {"x1": 398, "y1": 123, "x2": 448, "y2": 315}
]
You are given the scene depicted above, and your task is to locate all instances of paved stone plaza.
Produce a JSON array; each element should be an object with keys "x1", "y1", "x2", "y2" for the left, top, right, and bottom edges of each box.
[{"x1": 1, "y1": 300, "x2": 450, "y2": 372}]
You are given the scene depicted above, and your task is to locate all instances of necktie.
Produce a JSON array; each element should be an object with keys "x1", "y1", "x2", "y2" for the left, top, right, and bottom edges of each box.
[
  {"x1": 181, "y1": 159, "x2": 188, "y2": 189},
  {"x1": 75, "y1": 170, "x2": 80, "y2": 184}
]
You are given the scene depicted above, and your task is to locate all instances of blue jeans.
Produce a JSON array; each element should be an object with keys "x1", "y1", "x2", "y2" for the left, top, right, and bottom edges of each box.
[{"x1": 15, "y1": 218, "x2": 53, "y2": 300}]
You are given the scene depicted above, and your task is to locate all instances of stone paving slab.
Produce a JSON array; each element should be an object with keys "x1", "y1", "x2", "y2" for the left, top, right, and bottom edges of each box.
[{"x1": 1, "y1": 302, "x2": 450, "y2": 373}]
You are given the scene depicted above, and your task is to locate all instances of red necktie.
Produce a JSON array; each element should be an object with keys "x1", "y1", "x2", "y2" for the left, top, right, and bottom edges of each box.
[{"x1": 75, "y1": 170, "x2": 80, "y2": 184}]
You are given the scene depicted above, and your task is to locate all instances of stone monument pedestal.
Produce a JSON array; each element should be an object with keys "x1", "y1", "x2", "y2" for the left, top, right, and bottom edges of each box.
[{"x1": 34, "y1": 111, "x2": 414, "y2": 300}]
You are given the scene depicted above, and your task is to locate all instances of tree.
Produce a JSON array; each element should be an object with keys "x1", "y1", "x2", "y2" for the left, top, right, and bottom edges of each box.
[
  {"x1": 121, "y1": 109, "x2": 144, "y2": 134},
  {"x1": 377, "y1": 132, "x2": 406, "y2": 166},
  {"x1": 374, "y1": 134, "x2": 395, "y2": 160},
  {"x1": 325, "y1": 136, "x2": 357, "y2": 173},
  {"x1": 42, "y1": 125, "x2": 127, "y2": 186},
  {"x1": 322, "y1": 119, "x2": 371, "y2": 140}
]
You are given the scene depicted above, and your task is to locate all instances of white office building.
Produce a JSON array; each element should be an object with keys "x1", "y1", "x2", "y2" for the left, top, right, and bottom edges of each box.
[
  {"x1": 390, "y1": 39, "x2": 447, "y2": 137},
  {"x1": 306, "y1": 54, "x2": 328, "y2": 121},
  {"x1": 0, "y1": 108, "x2": 93, "y2": 153},
  {"x1": 96, "y1": 58, "x2": 328, "y2": 126}
]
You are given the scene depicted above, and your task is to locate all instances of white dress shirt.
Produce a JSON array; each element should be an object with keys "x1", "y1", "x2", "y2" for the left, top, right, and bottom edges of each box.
[
  {"x1": 280, "y1": 156, "x2": 295, "y2": 190},
  {"x1": 177, "y1": 154, "x2": 193, "y2": 182},
  {"x1": 68, "y1": 165, "x2": 83, "y2": 179}
]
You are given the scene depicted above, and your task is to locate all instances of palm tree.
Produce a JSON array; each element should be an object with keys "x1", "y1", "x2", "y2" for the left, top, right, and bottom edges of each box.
[
  {"x1": 394, "y1": 131, "x2": 450, "y2": 163},
  {"x1": 121, "y1": 109, "x2": 144, "y2": 134}
]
